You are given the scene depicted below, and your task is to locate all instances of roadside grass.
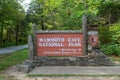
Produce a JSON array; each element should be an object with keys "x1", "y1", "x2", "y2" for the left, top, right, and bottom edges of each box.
[
  {"x1": 110, "y1": 57, "x2": 120, "y2": 62},
  {"x1": 0, "y1": 74, "x2": 18, "y2": 80},
  {"x1": 0, "y1": 49, "x2": 28, "y2": 80},
  {"x1": 0, "y1": 49, "x2": 28, "y2": 71}
]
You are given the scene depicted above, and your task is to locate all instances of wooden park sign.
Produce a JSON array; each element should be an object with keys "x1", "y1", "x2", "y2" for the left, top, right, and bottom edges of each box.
[
  {"x1": 36, "y1": 31, "x2": 83, "y2": 56},
  {"x1": 28, "y1": 29, "x2": 84, "y2": 59},
  {"x1": 28, "y1": 15, "x2": 87, "y2": 59}
]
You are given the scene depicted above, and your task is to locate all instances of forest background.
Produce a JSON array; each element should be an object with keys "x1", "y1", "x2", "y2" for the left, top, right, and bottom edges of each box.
[{"x1": 0, "y1": 0, "x2": 120, "y2": 56}]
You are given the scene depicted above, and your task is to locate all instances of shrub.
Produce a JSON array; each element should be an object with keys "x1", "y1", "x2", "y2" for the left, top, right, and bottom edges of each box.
[
  {"x1": 99, "y1": 22, "x2": 120, "y2": 56},
  {"x1": 100, "y1": 44, "x2": 120, "y2": 56}
]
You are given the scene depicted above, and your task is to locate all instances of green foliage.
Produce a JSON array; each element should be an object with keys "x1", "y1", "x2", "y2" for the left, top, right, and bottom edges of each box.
[
  {"x1": 99, "y1": 26, "x2": 112, "y2": 44},
  {"x1": 0, "y1": 0, "x2": 27, "y2": 47},
  {"x1": 0, "y1": 49, "x2": 28, "y2": 70},
  {"x1": 100, "y1": 44, "x2": 120, "y2": 56},
  {"x1": 27, "y1": 0, "x2": 120, "y2": 30},
  {"x1": 109, "y1": 22, "x2": 120, "y2": 44},
  {"x1": 110, "y1": 57, "x2": 120, "y2": 62},
  {"x1": 98, "y1": 1, "x2": 120, "y2": 24},
  {"x1": 100, "y1": 22, "x2": 120, "y2": 56},
  {"x1": 27, "y1": 0, "x2": 86, "y2": 30}
]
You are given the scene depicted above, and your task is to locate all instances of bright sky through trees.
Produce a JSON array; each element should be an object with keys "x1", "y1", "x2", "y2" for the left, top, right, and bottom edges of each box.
[{"x1": 21, "y1": 0, "x2": 31, "y2": 11}]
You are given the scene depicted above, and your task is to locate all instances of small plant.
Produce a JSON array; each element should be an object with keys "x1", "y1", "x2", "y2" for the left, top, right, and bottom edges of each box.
[
  {"x1": 99, "y1": 22, "x2": 120, "y2": 56},
  {"x1": 100, "y1": 44, "x2": 120, "y2": 56}
]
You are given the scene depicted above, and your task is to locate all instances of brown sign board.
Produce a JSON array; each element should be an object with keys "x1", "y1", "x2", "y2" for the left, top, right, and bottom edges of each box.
[
  {"x1": 36, "y1": 33, "x2": 83, "y2": 56},
  {"x1": 87, "y1": 25, "x2": 98, "y2": 31}
]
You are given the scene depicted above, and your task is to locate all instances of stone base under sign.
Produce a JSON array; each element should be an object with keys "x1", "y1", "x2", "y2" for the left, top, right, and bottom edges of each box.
[{"x1": 17, "y1": 50, "x2": 115, "y2": 73}]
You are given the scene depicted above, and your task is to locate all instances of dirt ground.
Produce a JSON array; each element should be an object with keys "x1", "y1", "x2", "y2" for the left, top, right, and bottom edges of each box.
[
  {"x1": 3, "y1": 66, "x2": 120, "y2": 80},
  {"x1": 8, "y1": 76, "x2": 120, "y2": 80}
]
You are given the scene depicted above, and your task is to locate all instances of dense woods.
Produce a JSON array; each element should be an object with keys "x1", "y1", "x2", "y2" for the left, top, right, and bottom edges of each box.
[
  {"x1": 0, "y1": 0, "x2": 120, "y2": 56},
  {"x1": 0, "y1": 0, "x2": 26, "y2": 47}
]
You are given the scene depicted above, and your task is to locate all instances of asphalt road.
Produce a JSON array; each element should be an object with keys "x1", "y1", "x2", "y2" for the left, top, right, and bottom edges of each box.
[
  {"x1": 0, "y1": 45, "x2": 28, "y2": 54},
  {"x1": 29, "y1": 66, "x2": 120, "y2": 75}
]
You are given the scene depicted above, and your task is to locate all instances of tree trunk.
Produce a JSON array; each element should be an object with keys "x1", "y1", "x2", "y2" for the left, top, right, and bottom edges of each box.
[
  {"x1": 15, "y1": 23, "x2": 19, "y2": 45},
  {"x1": 37, "y1": 2, "x2": 45, "y2": 30},
  {"x1": 108, "y1": 12, "x2": 111, "y2": 25},
  {"x1": 8, "y1": 28, "x2": 11, "y2": 43},
  {"x1": 6, "y1": 27, "x2": 11, "y2": 43},
  {"x1": 6, "y1": 28, "x2": 9, "y2": 44},
  {"x1": 0, "y1": 18, "x2": 4, "y2": 46},
  {"x1": 41, "y1": 7, "x2": 45, "y2": 30},
  {"x1": 41, "y1": 15, "x2": 45, "y2": 30},
  {"x1": 52, "y1": 11, "x2": 55, "y2": 30},
  {"x1": 52, "y1": 17, "x2": 55, "y2": 30},
  {"x1": 118, "y1": 13, "x2": 119, "y2": 22},
  {"x1": 68, "y1": 8, "x2": 71, "y2": 17}
]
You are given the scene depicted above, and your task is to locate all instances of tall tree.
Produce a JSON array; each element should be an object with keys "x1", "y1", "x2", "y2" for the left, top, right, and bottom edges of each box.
[{"x1": 0, "y1": 0, "x2": 25, "y2": 46}]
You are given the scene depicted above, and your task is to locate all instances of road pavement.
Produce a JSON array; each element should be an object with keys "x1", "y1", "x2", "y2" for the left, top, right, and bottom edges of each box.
[
  {"x1": 29, "y1": 66, "x2": 120, "y2": 75},
  {"x1": 0, "y1": 45, "x2": 28, "y2": 54}
]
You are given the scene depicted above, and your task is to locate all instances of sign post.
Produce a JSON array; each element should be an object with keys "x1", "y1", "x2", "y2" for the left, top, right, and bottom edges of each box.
[
  {"x1": 32, "y1": 24, "x2": 37, "y2": 56},
  {"x1": 82, "y1": 15, "x2": 87, "y2": 55}
]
